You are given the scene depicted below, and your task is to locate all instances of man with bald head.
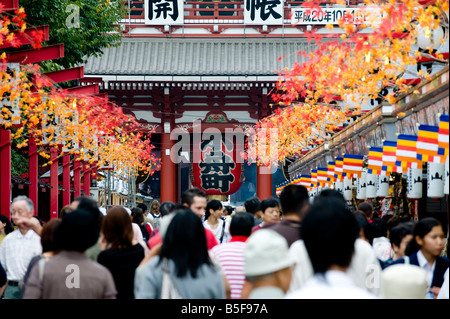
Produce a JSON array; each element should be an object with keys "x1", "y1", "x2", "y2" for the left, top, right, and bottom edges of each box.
[{"x1": 0, "y1": 196, "x2": 42, "y2": 299}]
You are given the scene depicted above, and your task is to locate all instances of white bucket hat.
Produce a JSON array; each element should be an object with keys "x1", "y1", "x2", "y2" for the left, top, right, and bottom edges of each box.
[
  {"x1": 244, "y1": 229, "x2": 295, "y2": 277},
  {"x1": 381, "y1": 264, "x2": 428, "y2": 299}
]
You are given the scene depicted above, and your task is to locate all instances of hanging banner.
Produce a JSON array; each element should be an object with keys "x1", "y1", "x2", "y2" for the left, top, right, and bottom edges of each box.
[
  {"x1": 244, "y1": 0, "x2": 284, "y2": 25},
  {"x1": 444, "y1": 156, "x2": 449, "y2": 195},
  {"x1": 144, "y1": 0, "x2": 184, "y2": 25},
  {"x1": 356, "y1": 172, "x2": 367, "y2": 200},
  {"x1": 343, "y1": 177, "x2": 353, "y2": 201},
  {"x1": 377, "y1": 175, "x2": 390, "y2": 197},
  {"x1": 427, "y1": 162, "x2": 445, "y2": 198},
  {"x1": 407, "y1": 167, "x2": 423, "y2": 199},
  {"x1": 366, "y1": 173, "x2": 377, "y2": 198}
]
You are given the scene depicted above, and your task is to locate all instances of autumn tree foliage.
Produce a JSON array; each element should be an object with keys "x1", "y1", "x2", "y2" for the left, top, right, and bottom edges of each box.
[
  {"x1": 1, "y1": 6, "x2": 159, "y2": 176},
  {"x1": 247, "y1": 0, "x2": 449, "y2": 166}
]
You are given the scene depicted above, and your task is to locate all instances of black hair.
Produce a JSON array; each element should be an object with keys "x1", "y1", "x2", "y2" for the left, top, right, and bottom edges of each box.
[
  {"x1": 159, "y1": 209, "x2": 213, "y2": 278},
  {"x1": 204, "y1": 200, "x2": 223, "y2": 220},
  {"x1": 302, "y1": 197, "x2": 359, "y2": 274},
  {"x1": 357, "y1": 202, "x2": 373, "y2": 220},
  {"x1": 260, "y1": 197, "x2": 280, "y2": 214},
  {"x1": 314, "y1": 188, "x2": 346, "y2": 205},
  {"x1": 244, "y1": 197, "x2": 261, "y2": 215},
  {"x1": 354, "y1": 211, "x2": 373, "y2": 244},
  {"x1": 181, "y1": 188, "x2": 206, "y2": 206},
  {"x1": 279, "y1": 185, "x2": 309, "y2": 217},
  {"x1": 159, "y1": 201, "x2": 176, "y2": 217},
  {"x1": 229, "y1": 212, "x2": 254, "y2": 237},
  {"x1": 53, "y1": 209, "x2": 100, "y2": 252},
  {"x1": 131, "y1": 207, "x2": 145, "y2": 225},
  {"x1": 370, "y1": 218, "x2": 388, "y2": 238},
  {"x1": 137, "y1": 203, "x2": 148, "y2": 213},
  {"x1": 405, "y1": 217, "x2": 442, "y2": 256},
  {"x1": 77, "y1": 197, "x2": 102, "y2": 226},
  {"x1": 224, "y1": 206, "x2": 234, "y2": 216},
  {"x1": 0, "y1": 215, "x2": 14, "y2": 234},
  {"x1": 32, "y1": 215, "x2": 43, "y2": 227},
  {"x1": 390, "y1": 222, "x2": 414, "y2": 248}
]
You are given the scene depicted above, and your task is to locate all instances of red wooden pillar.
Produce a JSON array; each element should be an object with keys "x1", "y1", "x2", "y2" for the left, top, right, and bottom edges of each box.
[
  {"x1": 73, "y1": 155, "x2": 81, "y2": 198},
  {"x1": 28, "y1": 134, "x2": 38, "y2": 215},
  {"x1": 257, "y1": 164, "x2": 273, "y2": 200},
  {"x1": 160, "y1": 132, "x2": 176, "y2": 203},
  {"x1": 83, "y1": 162, "x2": 90, "y2": 197},
  {"x1": 50, "y1": 147, "x2": 59, "y2": 219},
  {"x1": 62, "y1": 153, "x2": 71, "y2": 207},
  {"x1": 0, "y1": 129, "x2": 11, "y2": 219}
]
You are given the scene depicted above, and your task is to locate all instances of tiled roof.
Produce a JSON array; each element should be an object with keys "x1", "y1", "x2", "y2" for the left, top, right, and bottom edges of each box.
[{"x1": 83, "y1": 38, "x2": 318, "y2": 76}]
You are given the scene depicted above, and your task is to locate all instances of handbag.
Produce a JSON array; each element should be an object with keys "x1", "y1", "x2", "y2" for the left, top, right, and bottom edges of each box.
[{"x1": 160, "y1": 258, "x2": 182, "y2": 299}]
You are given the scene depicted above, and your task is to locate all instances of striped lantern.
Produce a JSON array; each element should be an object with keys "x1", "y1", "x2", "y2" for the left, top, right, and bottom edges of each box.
[
  {"x1": 366, "y1": 173, "x2": 377, "y2": 198},
  {"x1": 406, "y1": 167, "x2": 423, "y2": 199},
  {"x1": 427, "y1": 162, "x2": 445, "y2": 198}
]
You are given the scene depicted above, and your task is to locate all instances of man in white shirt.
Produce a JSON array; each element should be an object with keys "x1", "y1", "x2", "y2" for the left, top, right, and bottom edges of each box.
[
  {"x1": 0, "y1": 196, "x2": 42, "y2": 299},
  {"x1": 286, "y1": 191, "x2": 377, "y2": 299}
]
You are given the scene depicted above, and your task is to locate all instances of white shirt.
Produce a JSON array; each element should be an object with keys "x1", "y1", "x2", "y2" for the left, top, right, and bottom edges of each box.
[
  {"x1": 288, "y1": 239, "x2": 314, "y2": 293},
  {"x1": 437, "y1": 268, "x2": 449, "y2": 299},
  {"x1": 348, "y1": 238, "x2": 382, "y2": 296},
  {"x1": 0, "y1": 229, "x2": 42, "y2": 281},
  {"x1": 203, "y1": 219, "x2": 231, "y2": 244},
  {"x1": 288, "y1": 238, "x2": 382, "y2": 296},
  {"x1": 286, "y1": 270, "x2": 378, "y2": 299},
  {"x1": 417, "y1": 249, "x2": 436, "y2": 289}
]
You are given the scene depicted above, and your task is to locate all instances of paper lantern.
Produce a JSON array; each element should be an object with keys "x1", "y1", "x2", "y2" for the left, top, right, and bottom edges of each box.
[
  {"x1": 334, "y1": 180, "x2": 344, "y2": 194},
  {"x1": 407, "y1": 168, "x2": 423, "y2": 199},
  {"x1": 444, "y1": 156, "x2": 449, "y2": 195},
  {"x1": 377, "y1": 175, "x2": 390, "y2": 198},
  {"x1": 309, "y1": 187, "x2": 316, "y2": 204},
  {"x1": 343, "y1": 177, "x2": 353, "y2": 201},
  {"x1": 366, "y1": 173, "x2": 377, "y2": 198},
  {"x1": 356, "y1": 172, "x2": 367, "y2": 200},
  {"x1": 427, "y1": 162, "x2": 445, "y2": 198},
  {"x1": 191, "y1": 135, "x2": 244, "y2": 195},
  {"x1": 416, "y1": 25, "x2": 445, "y2": 50}
]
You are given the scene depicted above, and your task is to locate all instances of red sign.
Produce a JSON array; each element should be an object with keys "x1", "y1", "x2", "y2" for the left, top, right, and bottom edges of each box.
[{"x1": 190, "y1": 135, "x2": 244, "y2": 195}]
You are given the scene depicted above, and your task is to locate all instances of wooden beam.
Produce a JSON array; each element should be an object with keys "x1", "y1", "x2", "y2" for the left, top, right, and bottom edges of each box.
[
  {"x1": 43, "y1": 66, "x2": 84, "y2": 83},
  {"x1": 0, "y1": 0, "x2": 19, "y2": 11},
  {"x1": 0, "y1": 25, "x2": 50, "y2": 49},
  {"x1": 65, "y1": 83, "x2": 100, "y2": 95},
  {"x1": 7, "y1": 44, "x2": 64, "y2": 65}
]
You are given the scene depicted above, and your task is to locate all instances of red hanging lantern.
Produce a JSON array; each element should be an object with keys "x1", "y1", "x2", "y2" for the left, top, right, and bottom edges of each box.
[{"x1": 190, "y1": 135, "x2": 244, "y2": 195}]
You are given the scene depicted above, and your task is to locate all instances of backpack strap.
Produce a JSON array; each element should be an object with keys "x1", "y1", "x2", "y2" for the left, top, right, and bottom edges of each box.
[{"x1": 219, "y1": 218, "x2": 226, "y2": 244}]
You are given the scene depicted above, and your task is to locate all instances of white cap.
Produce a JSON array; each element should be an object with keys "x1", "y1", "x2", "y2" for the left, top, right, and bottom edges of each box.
[
  {"x1": 381, "y1": 264, "x2": 428, "y2": 299},
  {"x1": 244, "y1": 229, "x2": 295, "y2": 277},
  {"x1": 124, "y1": 207, "x2": 132, "y2": 215}
]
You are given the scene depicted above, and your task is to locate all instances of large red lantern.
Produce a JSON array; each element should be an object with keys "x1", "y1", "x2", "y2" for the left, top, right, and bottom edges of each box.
[{"x1": 190, "y1": 134, "x2": 244, "y2": 195}]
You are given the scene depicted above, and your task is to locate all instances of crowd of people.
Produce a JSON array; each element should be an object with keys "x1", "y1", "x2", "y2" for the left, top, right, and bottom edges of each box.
[{"x1": 0, "y1": 185, "x2": 448, "y2": 299}]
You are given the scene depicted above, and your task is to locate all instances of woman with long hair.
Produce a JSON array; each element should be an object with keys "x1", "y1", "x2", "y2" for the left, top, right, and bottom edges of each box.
[
  {"x1": 135, "y1": 209, "x2": 226, "y2": 299},
  {"x1": 98, "y1": 206, "x2": 145, "y2": 299}
]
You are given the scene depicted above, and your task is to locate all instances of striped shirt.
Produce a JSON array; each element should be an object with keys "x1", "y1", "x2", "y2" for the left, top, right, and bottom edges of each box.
[
  {"x1": 0, "y1": 229, "x2": 42, "y2": 281},
  {"x1": 211, "y1": 236, "x2": 247, "y2": 299}
]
